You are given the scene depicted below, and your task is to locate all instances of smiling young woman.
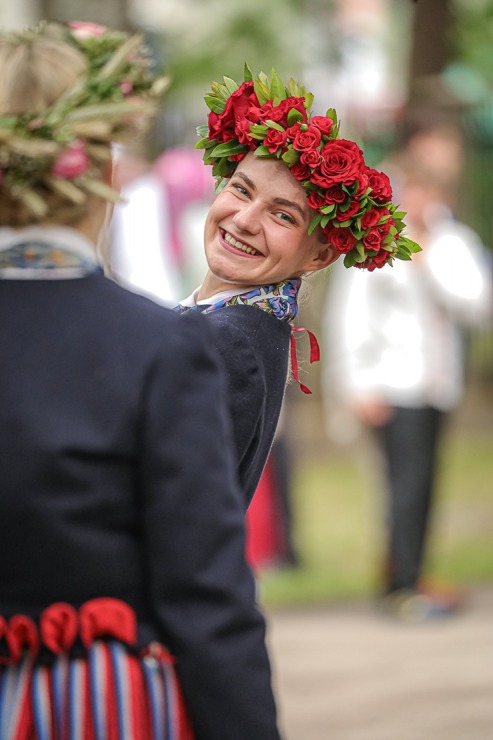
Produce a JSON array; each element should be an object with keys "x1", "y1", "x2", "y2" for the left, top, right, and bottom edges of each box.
[
  {"x1": 176, "y1": 67, "x2": 418, "y2": 508},
  {"x1": 200, "y1": 153, "x2": 336, "y2": 298}
]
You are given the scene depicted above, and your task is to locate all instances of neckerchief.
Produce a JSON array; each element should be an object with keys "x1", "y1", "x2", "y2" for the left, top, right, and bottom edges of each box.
[
  {"x1": 175, "y1": 278, "x2": 301, "y2": 322},
  {"x1": 175, "y1": 277, "x2": 319, "y2": 393}
]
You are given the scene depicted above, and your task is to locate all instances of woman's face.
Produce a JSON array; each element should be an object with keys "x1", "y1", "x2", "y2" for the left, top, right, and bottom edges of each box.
[{"x1": 201, "y1": 152, "x2": 336, "y2": 296}]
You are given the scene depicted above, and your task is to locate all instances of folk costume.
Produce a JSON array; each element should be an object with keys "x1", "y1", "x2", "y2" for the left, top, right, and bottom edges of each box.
[
  {"x1": 177, "y1": 67, "x2": 418, "y2": 509},
  {"x1": 0, "y1": 227, "x2": 281, "y2": 740},
  {"x1": 176, "y1": 280, "x2": 301, "y2": 506},
  {"x1": 0, "y1": 22, "x2": 281, "y2": 740}
]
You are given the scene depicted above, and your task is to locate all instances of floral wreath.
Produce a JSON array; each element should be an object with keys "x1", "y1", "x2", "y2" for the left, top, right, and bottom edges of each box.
[
  {"x1": 195, "y1": 65, "x2": 420, "y2": 271},
  {"x1": 0, "y1": 21, "x2": 168, "y2": 220}
]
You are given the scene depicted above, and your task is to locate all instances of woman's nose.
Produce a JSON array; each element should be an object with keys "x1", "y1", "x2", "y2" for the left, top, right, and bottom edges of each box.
[{"x1": 233, "y1": 202, "x2": 261, "y2": 234}]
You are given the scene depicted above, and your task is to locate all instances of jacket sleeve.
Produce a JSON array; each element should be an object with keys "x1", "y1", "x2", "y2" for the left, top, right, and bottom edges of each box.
[
  {"x1": 204, "y1": 309, "x2": 266, "y2": 475},
  {"x1": 137, "y1": 312, "x2": 281, "y2": 740}
]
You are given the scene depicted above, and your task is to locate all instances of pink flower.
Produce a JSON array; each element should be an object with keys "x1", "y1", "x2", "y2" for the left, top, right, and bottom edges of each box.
[
  {"x1": 52, "y1": 140, "x2": 89, "y2": 179},
  {"x1": 69, "y1": 21, "x2": 107, "y2": 40},
  {"x1": 119, "y1": 80, "x2": 134, "y2": 96}
]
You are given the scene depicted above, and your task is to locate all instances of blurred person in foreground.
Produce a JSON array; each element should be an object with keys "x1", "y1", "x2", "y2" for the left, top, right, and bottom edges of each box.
[
  {"x1": 175, "y1": 67, "x2": 420, "y2": 509},
  {"x1": 322, "y1": 125, "x2": 492, "y2": 622},
  {"x1": 0, "y1": 22, "x2": 282, "y2": 739}
]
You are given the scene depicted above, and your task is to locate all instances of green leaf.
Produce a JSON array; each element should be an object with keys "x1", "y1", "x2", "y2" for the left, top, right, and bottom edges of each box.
[
  {"x1": 308, "y1": 213, "x2": 322, "y2": 235},
  {"x1": 303, "y1": 92, "x2": 314, "y2": 111},
  {"x1": 204, "y1": 95, "x2": 225, "y2": 114},
  {"x1": 325, "y1": 108, "x2": 338, "y2": 124},
  {"x1": 270, "y1": 68, "x2": 287, "y2": 104},
  {"x1": 401, "y1": 237, "x2": 422, "y2": 253},
  {"x1": 194, "y1": 137, "x2": 209, "y2": 150},
  {"x1": 210, "y1": 141, "x2": 248, "y2": 157},
  {"x1": 320, "y1": 204, "x2": 335, "y2": 215},
  {"x1": 287, "y1": 78, "x2": 306, "y2": 98},
  {"x1": 253, "y1": 79, "x2": 271, "y2": 105},
  {"x1": 253, "y1": 80, "x2": 270, "y2": 105},
  {"x1": 222, "y1": 76, "x2": 239, "y2": 95},
  {"x1": 355, "y1": 241, "x2": 366, "y2": 259},
  {"x1": 344, "y1": 251, "x2": 357, "y2": 268},
  {"x1": 281, "y1": 148, "x2": 299, "y2": 165},
  {"x1": 196, "y1": 124, "x2": 210, "y2": 138},
  {"x1": 265, "y1": 119, "x2": 285, "y2": 132},
  {"x1": 396, "y1": 249, "x2": 412, "y2": 261},
  {"x1": 244, "y1": 62, "x2": 253, "y2": 82},
  {"x1": 254, "y1": 145, "x2": 274, "y2": 158},
  {"x1": 320, "y1": 215, "x2": 331, "y2": 228},
  {"x1": 287, "y1": 108, "x2": 304, "y2": 126}
]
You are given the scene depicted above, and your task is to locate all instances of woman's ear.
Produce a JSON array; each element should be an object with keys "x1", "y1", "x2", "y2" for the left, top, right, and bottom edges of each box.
[{"x1": 302, "y1": 242, "x2": 340, "y2": 273}]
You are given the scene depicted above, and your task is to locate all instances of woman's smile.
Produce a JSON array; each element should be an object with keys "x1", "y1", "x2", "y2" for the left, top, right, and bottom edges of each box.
[{"x1": 220, "y1": 229, "x2": 263, "y2": 258}]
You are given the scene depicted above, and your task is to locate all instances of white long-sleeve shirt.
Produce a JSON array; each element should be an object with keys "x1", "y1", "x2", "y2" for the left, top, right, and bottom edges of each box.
[{"x1": 322, "y1": 215, "x2": 492, "y2": 414}]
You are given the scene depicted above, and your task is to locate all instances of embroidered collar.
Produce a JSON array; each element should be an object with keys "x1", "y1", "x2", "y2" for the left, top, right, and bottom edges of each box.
[
  {"x1": 175, "y1": 278, "x2": 301, "y2": 322},
  {"x1": 0, "y1": 226, "x2": 100, "y2": 279}
]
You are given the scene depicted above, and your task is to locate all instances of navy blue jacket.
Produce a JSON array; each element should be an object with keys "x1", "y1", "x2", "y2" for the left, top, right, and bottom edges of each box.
[
  {"x1": 205, "y1": 305, "x2": 291, "y2": 507},
  {"x1": 0, "y1": 272, "x2": 281, "y2": 740}
]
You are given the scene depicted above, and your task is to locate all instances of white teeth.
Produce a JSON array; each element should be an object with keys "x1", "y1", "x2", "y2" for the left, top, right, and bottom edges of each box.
[{"x1": 224, "y1": 231, "x2": 260, "y2": 255}]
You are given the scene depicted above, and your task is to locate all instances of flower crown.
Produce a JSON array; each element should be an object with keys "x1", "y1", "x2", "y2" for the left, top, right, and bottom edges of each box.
[
  {"x1": 195, "y1": 65, "x2": 420, "y2": 271},
  {"x1": 0, "y1": 21, "x2": 168, "y2": 220}
]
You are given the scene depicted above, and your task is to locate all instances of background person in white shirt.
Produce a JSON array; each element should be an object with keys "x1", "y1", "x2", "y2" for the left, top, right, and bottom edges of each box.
[{"x1": 322, "y1": 146, "x2": 492, "y2": 620}]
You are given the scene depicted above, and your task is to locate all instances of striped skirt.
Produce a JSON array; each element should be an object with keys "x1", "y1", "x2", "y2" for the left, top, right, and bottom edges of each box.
[{"x1": 0, "y1": 600, "x2": 194, "y2": 740}]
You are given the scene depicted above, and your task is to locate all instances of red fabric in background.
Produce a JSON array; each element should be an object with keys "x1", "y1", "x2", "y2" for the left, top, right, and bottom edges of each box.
[{"x1": 245, "y1": 457, "x2": 286, "y2": 570}]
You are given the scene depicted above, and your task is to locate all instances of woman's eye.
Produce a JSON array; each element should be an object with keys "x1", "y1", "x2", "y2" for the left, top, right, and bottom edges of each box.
[
  {"x1": 277, "y1": 211, "x2": 295, "y2": 224},
  {"x1": 232, "y1": 182, "x2": 248, "y2": 196}
]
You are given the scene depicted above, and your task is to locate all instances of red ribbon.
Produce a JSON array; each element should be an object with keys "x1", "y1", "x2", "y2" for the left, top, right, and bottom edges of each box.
[{"x1": 290, "y1": 327, "x2": 320, "y2": 394}]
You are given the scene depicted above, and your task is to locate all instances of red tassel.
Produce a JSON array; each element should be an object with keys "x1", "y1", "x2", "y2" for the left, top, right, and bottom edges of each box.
[{"x1": 290, "y1": 327, "x2": 320, "y2": 394}]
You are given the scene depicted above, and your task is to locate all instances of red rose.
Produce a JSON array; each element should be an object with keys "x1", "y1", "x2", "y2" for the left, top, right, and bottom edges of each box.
[
  {"x1": 355, "y1": 170, "x2": 369, "y2": 198},
  {"x1": 272, "y1": 97, "x2": 307, "y2": 126},
  {"x1": 362, "y1": 228, "x2": 383, "y2": 252},
  {"x1": 208, "y1": 110, "x2": 234, "y2": 143},
  {"x1": 357, "y1": 250, "x2": 390, "y2": 271},
  {"x1": 312, "y1": 139, "x2": 365, "y2": 187},
  {"x1": 335, "y1": 198, "x2": 361, "y2": 222},
  {"x1": 325, "y1": 185, "x2": 346, "y2": 205},
  {"x1": 292, "y1": 125, "x2": 322, "y2": 152},
  {"x1": 234, "y1": 118, "x2": 255, "y2": 147},
  {"x1": 289, "y1": 162, "x2": 310, "y2": 181},
  {"x1": 307, "y1": 191, "x2": 326, "y2": 210},
  {"x1": 300, "y1": 149, "x2": 321, "y2": 168},
  {"x1": 310, "y1": 115, "x2": 333, "y2": 137},
  {"x1": 324, "y1": 225, "x2": 357, "y2": 254},
  {"x1": 209, "y1": 82, "x2": 258, "y2": 143},
  {"x1": 365, "y1": 167, "x2": 393, "y2": 203},
  {"x1": 264, "y1": 128, "x2": 288, "y2": 153},
  {"x1": 361, "y1": 206, "x2": 383, "y2": 230},
  {"x1": 248, "y1": 101, "x2": 274, "y2": 124}
]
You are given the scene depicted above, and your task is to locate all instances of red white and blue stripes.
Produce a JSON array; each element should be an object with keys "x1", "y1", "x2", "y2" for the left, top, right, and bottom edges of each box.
[{"x1": 0, "y1": 599, "x2": 194, "y2": 740}]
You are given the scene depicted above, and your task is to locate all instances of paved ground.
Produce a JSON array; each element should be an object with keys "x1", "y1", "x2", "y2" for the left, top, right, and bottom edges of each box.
[{"x1": 265, "y1": 585, "x2": 493, "y2": 740}]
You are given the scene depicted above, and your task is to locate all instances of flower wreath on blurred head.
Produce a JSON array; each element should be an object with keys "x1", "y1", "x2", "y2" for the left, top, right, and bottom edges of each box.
[
  {"x1": 195, "y1": 64, "x2": 420, "y2": 272},
  {"x1": 0, "y1": 21, "x2": 168, "y2": 225}
]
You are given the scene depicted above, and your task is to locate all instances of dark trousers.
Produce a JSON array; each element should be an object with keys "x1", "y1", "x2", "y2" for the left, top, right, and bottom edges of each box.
[{"x1": 377, "y1": 405, "x2": 446, "y2": 593}]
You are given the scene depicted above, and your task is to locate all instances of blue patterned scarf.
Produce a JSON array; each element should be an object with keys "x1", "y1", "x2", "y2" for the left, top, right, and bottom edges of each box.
[
  {"x1": 175, "y1": 278, "x2": 301, "y2": 321},
  {"x1": 175, "y1": 277, "x2": 319, "y2": 394}
]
